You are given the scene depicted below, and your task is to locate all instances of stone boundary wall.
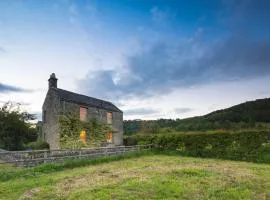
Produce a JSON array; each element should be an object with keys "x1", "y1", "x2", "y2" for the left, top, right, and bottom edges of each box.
[{"x1": 0, "y1": 145, "x2": 151, "y2": 167}]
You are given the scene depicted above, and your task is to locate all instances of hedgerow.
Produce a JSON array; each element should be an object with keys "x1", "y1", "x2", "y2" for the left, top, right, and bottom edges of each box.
[{"x1": 124, "y1": 131, "x2": 270, "y2": 163}]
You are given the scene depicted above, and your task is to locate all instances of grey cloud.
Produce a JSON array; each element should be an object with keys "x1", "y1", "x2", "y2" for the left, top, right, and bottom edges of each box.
[
  {"x1": 124, "y1": 108, "x2": 159, "y2": 116},
  {"x1": 79, "y1": 34, "x2": 270, "y2": 101},
  {"x1": 174, "y1": 108, "x2": 192, "y2": 114},
  {"x1": 34, "y1": 112, "x2": 42, "y2": 121},
  {"x1": 0, "y1": 83, "x2": 32, "y2": 93},
  {"x1": 222, "y1": 0, "x2": 270, "y2": 25},
  {"x1": 78, "y1": 1, "x2": 270, "y2": 101},
  {"x1": 0, "y1": 100, "x2": 30, "y2": 106}
]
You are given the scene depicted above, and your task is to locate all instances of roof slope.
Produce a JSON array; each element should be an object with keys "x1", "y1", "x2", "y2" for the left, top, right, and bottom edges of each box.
[{"x1": 52, "y1": 88, "x2": 122, "y2": 112}]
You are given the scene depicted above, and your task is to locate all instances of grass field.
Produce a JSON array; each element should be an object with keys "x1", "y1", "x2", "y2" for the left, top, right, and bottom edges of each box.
[{"x1": 0, "y1": 152, "x2": 270, "y2": 200}]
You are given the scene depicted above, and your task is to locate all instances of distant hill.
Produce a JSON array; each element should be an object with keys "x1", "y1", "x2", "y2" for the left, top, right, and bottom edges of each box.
[
  {"x1": 182, "y1": 98, "x2": 270, "y2": 123},
  {"x1": 124, "y1": 98, "x2": 270, "y2": 134}
]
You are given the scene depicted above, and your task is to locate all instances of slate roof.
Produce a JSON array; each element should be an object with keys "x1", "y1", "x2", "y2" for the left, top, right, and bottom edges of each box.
[{"x1": 52, "y1": 88, "x2": 122, "y2": 112}]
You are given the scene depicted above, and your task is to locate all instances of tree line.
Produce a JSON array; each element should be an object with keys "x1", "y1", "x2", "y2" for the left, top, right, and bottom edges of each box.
[
  {"x1": 124, "y1": 98, "x2": 270, "y2": 134},
  {"x1": 0, "y1": 102, "x2": 38, "y2": 150}
]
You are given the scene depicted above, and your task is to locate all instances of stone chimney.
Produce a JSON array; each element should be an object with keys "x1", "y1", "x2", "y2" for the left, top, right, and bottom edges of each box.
[{"x1": 48, "y1": 73, "x2": 58, "y2": 88}]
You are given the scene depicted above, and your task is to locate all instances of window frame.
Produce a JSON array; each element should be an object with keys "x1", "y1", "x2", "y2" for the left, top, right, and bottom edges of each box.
[
  {"x1": 106, "y1": 132, "x2": 113, "y2": 143},
  {"x1": 107, "y1": 112, "x2": 113, "y2": 124},
  {"x1": 80, "y1": 106, "x2": 88, "y2": 121}
]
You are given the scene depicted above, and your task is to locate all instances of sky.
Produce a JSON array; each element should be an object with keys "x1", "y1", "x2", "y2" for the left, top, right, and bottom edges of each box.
[{"x1": 0, "y1": 0, "x2": 270, "y2": 120}]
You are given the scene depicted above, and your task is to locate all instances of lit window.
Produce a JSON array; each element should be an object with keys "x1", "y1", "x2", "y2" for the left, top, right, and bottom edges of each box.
[
  {"x1": 80, "y1": 107, "x2": 88, "y2": 121},
  {"x1": 106, "y1": 132, "x2": 113, "y2": 143},
  {"x1": 107, "y1": 112, "x2": 112, "y2": 124},
  {"x1": 80, "y1": 130, "x2": 86, "y2": 144}
]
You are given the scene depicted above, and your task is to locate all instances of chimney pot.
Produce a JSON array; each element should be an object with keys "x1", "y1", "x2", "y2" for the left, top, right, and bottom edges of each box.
[{"x1": 48, "y1": 73, "x2": 58, "y2": 88}]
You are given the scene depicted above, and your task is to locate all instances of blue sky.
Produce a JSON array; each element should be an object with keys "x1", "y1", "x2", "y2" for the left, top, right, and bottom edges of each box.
[{"x1": 0, "y1": 0, "x2": 270, "y2": 120}]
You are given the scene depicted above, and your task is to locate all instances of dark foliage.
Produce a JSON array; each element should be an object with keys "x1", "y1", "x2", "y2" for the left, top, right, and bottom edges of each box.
[
  {"x1": 124, "y1": 131, "x2": 270, "y2": 163},
  {"x1": 26, "y1": 140, "x2": 50, "y2": 150},
  {"x1": 0, "y1": 102, "x2": 37, "y2": 150},
  {"x1": 124, "y1": 98, "x2": 270, "y2": 134}
]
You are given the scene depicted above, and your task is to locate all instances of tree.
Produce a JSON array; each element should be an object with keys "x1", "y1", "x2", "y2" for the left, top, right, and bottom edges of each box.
[{"x1": 0, "y1": 102, "x2": 37, "y2": 150}]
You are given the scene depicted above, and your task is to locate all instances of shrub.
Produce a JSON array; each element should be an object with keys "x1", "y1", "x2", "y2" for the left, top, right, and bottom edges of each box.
[
  {"x1": 0, "y1": 102, "x2": 37, "y2": 150},
  {"x1": 26, "y1": 140, "x2": 50, "y2": 150},
  {"x1": 124, "y1": 131, "x2": 270, "y2": 163}
]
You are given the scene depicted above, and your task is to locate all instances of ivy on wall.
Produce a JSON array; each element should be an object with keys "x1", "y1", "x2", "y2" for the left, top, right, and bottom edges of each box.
[{"x1": 58, "y1": 114, "x2": 112, "y2": 149}]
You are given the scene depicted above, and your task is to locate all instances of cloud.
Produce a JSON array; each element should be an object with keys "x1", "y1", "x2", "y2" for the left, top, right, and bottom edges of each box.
[
  {"x1": 78, "y1": 1, "x2": 270, "y2": 101},
  {"x1": 124, "y1": 108, "x2": 159, "y2": 116},
  {"x1": 33, "y1": 111, "x2": 42, "y2": 121},
  {"x1": 0, "y1": 83, "x2": 32, "y2": 93},
  {"x1": 174, "y1": 108, "x2": 192, "y2": 114},
  {"x1": 79, "y1": 33, "x2": 270, "y2": 100},
  {"x1": 0, "y1": 100, "x2": 30, "y2": 106}
]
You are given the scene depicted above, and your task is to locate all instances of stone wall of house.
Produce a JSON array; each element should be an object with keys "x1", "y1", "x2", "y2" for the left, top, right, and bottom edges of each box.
[
  {"x1": 43, "y1": 93, "x2": 123, "y2": 149},
  {"x1": 60, "y1": 100, "x2": 123, "y2": 146},
  {"x1": 42, "y1": 89, "x2": 61, "y2": 149}
]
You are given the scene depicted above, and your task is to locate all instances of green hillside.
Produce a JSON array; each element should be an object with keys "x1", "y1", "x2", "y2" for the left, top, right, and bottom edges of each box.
[
  {"x1": 124, "y1": 98, "x2": 270, "y2": 134},
  {"x1": 203, "y1": 98, "x2": 270, "y2": 123}
]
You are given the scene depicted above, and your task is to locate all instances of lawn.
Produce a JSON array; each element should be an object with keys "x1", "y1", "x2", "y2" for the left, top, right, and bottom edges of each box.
[{"x1": 0, "y1": 152, "x2": 270, "y2": 200}]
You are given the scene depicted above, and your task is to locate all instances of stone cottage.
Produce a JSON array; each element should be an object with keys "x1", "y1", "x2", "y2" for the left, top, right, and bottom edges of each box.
[{"x1": 42, "y1": 73, "x2": 123, "y2": 149}]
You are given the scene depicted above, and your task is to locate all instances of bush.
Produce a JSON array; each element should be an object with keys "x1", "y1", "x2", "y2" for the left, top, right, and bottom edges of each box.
[
  {"x1": 0, "y1": 102, "x2": 37, "y2": 150},
  {"x1": 26, "y1": 140, "x2": 50, "y2": 150},
  {"x1": 124, "y1": 131, "x2": 270, "y2": 163}
]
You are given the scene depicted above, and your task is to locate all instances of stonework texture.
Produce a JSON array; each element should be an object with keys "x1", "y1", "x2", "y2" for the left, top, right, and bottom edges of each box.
[{"x1": 42, "y1": 73, "x2": 123, "y2": 149}]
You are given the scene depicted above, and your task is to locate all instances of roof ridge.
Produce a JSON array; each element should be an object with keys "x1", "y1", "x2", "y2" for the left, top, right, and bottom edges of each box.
[
  {"x1": 53, "y1": 88, "x2": 113, "y2": 104},
  {"x1": 51, "y1": 87, "x2": 122, "y2": 112}
]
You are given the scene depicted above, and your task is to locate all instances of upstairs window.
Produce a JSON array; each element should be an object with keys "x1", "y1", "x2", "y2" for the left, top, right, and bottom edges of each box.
[
  {"x1": 107, "y1": 112, "x2": 112, "y2": 124},
  {"x1": 80, "y1": 107, "x2": 88, "y2": 121}
]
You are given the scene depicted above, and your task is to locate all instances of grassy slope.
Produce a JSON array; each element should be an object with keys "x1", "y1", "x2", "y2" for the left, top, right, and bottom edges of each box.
[
  {"x1": 0, "y1": 153, "x2": 270, "y2": 200},
  {"x1": 176, "y1": 98, "x2": 270, "y2": 124},
  {"x1": 124, "y1": 98, "x2": 270, "y2": 134}
]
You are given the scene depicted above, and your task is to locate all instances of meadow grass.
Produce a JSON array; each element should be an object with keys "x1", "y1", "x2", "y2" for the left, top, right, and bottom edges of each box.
[{"x1": 0, "y1": 151, "x2": 269, "y2": 200}]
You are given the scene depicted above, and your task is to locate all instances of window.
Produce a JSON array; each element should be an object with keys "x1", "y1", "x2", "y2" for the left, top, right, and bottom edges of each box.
[
  {"x1": 80, "y1": 130, "x2": 86, "y2": 144},
  {"x1": 80, "y1": 107, "x2": 88, "y2": 121},
  {"x1": 107, "y1": 112, "x2": 112, "y2": 124},
  {"x1": 106, "y1": 132, "x2": 113, "y2": 143}
]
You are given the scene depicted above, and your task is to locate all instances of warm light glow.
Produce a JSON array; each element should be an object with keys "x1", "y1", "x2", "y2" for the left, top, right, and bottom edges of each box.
[
  {"x1": 106, "y1": 132, "x2": 113, "y2": 143},
  {"x1": 80, "y1": 130, "x2": 86, "y2": 144}
]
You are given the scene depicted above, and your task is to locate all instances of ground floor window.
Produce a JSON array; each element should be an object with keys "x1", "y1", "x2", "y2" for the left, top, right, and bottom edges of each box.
[
  {"x1": 80, "y1": 130, "x2": 86, "y2": 144},
  {"x1": 106, "y1": 132, "x2": 113, "y2": 143}
]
